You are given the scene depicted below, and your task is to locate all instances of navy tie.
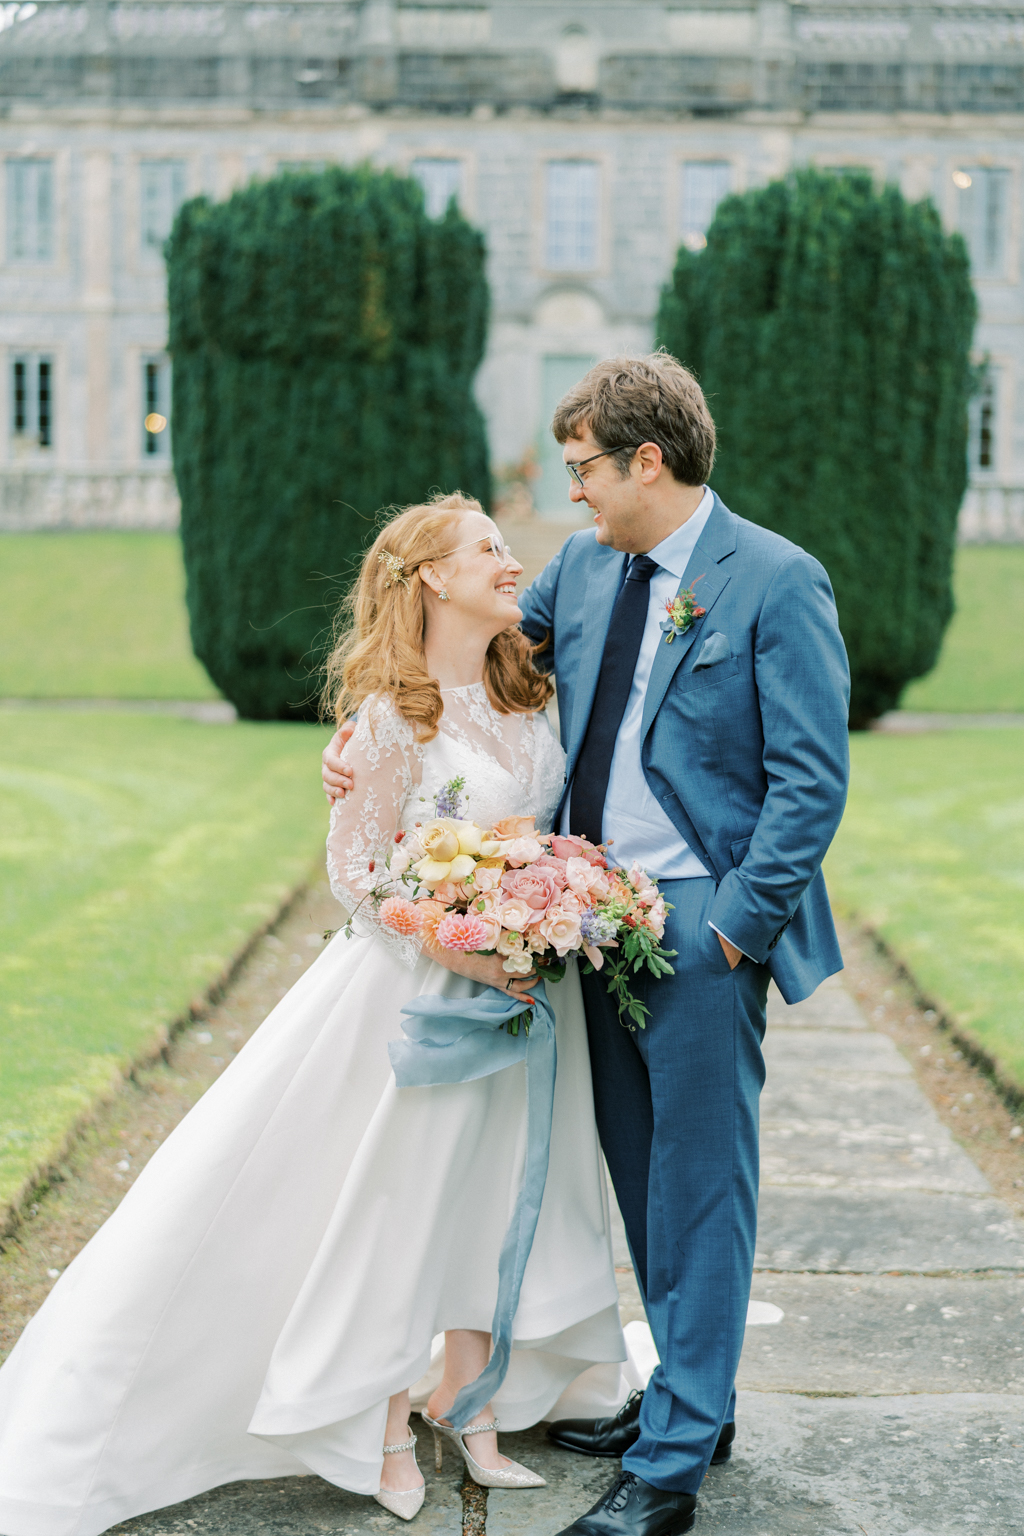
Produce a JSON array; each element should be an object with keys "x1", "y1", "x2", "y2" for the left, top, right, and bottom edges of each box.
[{"x1": 570, "y1": 554, "x2": 659, "y2": 845}]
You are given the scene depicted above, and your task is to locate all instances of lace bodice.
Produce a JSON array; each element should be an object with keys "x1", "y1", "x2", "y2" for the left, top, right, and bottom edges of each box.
[{"x1": 326, "y1": 685, "x2": 566, "y2": 966}]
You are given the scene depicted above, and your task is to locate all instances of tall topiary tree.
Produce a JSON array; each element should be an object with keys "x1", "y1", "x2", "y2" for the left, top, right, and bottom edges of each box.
[
  {"x1": 167, "y1": 166, "x2": 490, "y2": 720},
  {"x1": 657, "y1": 169, "x2": 976, "y2": 727}
]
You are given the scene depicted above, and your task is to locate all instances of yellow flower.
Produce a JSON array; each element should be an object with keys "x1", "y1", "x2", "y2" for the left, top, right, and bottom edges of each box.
[
  {"x1": 420, "y1": 819, "x2": 462, "y2": 863},
  {"x1": 414, "y1": 819, "x2": 484, "y2": 887},
  {"x1": 454, "y1": 821, "x2": 483, "y2": 857}
]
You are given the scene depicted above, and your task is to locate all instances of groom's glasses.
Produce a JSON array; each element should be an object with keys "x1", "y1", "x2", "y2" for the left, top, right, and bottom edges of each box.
[{"x1": 565, "y1": 446, "x2": 636, "y2": 489}]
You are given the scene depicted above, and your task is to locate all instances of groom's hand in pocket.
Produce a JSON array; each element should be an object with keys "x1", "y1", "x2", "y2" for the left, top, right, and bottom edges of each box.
[
  {"x1": 717, "y1": 933, "x2": 743, "y2": 970},
  {"x1": 322, "y1": 719, "x2": 356, "y2": 802}
]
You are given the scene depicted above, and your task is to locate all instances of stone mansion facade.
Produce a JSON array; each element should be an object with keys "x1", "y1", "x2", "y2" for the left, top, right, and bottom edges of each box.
[{"x1": 0, "y1": 0, "x2": 1021, "y2": 535}]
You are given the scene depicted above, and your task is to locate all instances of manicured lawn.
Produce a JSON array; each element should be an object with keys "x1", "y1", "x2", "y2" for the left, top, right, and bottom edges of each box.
[
  {"x1": 901, "y1": 545, "x2": 1024, "y2": 713},
  {"x1": 0, "y1": 532, "x2": 218, "y2": 699},
  {"x1": 826, "y1": 729, "x2": 1024, "y2": 1090},
  {"x1": 3, "y1": 534, "x2": 1021, "y2": 713},
  {"x1": 0, "y1": 710, "x2": 330, "y2": 1213}
]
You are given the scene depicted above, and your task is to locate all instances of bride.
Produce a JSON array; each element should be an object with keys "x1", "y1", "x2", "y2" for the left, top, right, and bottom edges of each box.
[{"x1": 0, "y1": 493, "x2": 630, "y2": 1536}]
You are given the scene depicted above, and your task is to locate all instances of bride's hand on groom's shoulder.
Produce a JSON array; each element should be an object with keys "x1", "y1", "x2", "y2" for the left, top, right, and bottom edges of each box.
[{"x1": 322, "y1": 720, "x2": 355, "y2": 802}]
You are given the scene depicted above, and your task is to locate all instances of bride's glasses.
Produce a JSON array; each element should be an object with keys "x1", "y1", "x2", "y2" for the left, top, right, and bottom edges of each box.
[{"x1": 435, "y1": 529, "x2": 516, "y2": 568}]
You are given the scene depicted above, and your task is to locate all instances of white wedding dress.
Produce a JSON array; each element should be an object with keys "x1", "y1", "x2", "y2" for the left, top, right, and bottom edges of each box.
[{"x1": 0, "y1": 686, "x2": 631, "y2": 1536}]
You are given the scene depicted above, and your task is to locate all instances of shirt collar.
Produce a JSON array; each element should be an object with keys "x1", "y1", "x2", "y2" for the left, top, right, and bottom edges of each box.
[{"x1": 645, "y1": 487, "x2": 714, "y2": 578}]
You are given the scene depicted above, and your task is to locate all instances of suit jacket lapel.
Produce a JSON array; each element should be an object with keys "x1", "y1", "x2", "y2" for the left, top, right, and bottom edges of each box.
[
  {"x1": 640, "y1": 498, "x2": 736, "y2": 740},
  {"x1": 564, "y1": 550, "x2": 627, "y2": 779}
]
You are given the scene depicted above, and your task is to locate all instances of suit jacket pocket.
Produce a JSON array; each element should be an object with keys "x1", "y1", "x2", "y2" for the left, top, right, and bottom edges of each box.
[
  {"x1": 674, "y1": 655, "x2": 740, "y2": 693},
  {"x1": 730, "y1": 834, "x2": 752, "y2": 869},
  {"x1": 692, "y1": 631, "x2": 732, "y2": 670}
]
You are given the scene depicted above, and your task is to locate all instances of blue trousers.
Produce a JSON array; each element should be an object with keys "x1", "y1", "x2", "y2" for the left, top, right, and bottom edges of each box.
[{"x1": 580, "y1": 876, "x2": 769, "y2": 1494}]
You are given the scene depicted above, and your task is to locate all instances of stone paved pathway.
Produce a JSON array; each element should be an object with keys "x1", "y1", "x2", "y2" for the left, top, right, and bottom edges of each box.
[{"x1": 99, "y1": 967, "x2": 1023, "y2": 1536}]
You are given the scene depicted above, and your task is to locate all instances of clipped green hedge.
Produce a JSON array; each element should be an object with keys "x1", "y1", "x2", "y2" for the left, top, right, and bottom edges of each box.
[
  {"x1": 657, "y1": 169, "x2": 976, "y2": 727},
  {"x1": 168, "y1": 166, "x2": 491, "y2": 720}
]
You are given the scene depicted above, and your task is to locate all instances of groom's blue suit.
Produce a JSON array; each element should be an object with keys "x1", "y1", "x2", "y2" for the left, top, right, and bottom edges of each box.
[{"x1": 519, "y1": 493, "x2": 850, "y2": 1494}]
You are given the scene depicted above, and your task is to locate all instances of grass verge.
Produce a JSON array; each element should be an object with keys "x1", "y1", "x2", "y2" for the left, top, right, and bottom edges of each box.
[
  {"x1": 826, "y1": 728, "x2": 1024, "y2": 1095},
  {"x1": 0, "y1": 532, "x2": 218, "y2": 699},
  {"x1": 901, "y1": 545, "x2": 1024, "y2": 713},
  {"x1": 0, "y1": 709, "x2": 328, "y2": 1217},
  {"x1": 3, "y1": 534, "x2": 1022, "y2": 713}
]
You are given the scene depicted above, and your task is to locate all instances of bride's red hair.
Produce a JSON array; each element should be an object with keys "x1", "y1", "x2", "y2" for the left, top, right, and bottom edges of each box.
[{"x1": 322, "y1": 492, "x2": 553, "y2": 740}]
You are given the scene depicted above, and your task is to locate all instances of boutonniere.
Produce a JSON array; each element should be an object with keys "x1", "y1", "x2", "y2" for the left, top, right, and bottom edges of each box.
[{"x1": 660, "y1": 577, "x2": 706, "y2": 644}]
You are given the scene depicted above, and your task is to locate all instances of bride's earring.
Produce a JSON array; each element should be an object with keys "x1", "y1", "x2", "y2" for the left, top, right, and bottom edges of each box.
[{"x1": 439, "y1": 589, "x2": 450, "y2": 602}]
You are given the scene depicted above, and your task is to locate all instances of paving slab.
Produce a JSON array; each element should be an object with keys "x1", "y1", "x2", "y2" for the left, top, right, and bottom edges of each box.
[
  {"x1": 110, "y1": 1447, "x2": 464, "y2": 1535},
  {"x1": 112, "y1": 961, "x2": 1024, "y2": 1536},
  {"x1": 700, "y1": 1391, "x2": 1024, "y2": 1535},
  {"x1": 756, "y1": 1186, "x2": 1024, "y2": 1272},
  {"x1": 489, "y1": 1395, "x2": 1024, "y2": 1536},
  {"x1": 761, "y1": 1030, "x2": 991, "y2": 1194},
  {"x1": 741, "y1": 1274, "x2": 1024, "y2": 1395},
  {"x1": 765, "y1": 1029, "x2": 915, "y2": 1076},
  {"x1": 767, "y1": 977, "x2": 866, "y2": 1031}
]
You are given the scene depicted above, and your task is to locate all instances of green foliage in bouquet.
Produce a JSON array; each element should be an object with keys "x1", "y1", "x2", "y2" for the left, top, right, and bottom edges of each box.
[
  {"x1": 584, "y1": 926, "x2": 677, "y2": 1033},
  {"x1": 167, "y1": 165, "x2": 491, "y2": 720},
  {"x1": 657, "y1": 168, "x2": 977, "y2": 728}
]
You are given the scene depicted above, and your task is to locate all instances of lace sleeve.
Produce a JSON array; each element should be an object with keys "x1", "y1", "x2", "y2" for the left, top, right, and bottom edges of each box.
[{"x1": 326, "y1": 697, "x2": 424, "y2": 968}]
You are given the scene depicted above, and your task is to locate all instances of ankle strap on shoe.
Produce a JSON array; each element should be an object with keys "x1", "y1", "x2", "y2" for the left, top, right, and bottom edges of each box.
[
  {"x1": 461, "y1": 1419, "x2": 499, "y2": 1435},
  {"x1": 382, "y1": 1434, "x2": 418, "y2": 1454}
]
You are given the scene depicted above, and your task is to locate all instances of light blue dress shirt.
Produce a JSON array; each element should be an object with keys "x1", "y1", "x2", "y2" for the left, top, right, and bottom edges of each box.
[
  {"x1": 561, "y1": 488, "x2": 713, "y2": 880},
  {"x1": 560, "y1": 488, "x2": 748, "y2": 957}
]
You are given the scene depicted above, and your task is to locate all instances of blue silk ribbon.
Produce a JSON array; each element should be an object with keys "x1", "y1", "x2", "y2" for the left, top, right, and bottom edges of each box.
[{"x1": 388, "y1": 981, "x2": 557, "y2": 1430}]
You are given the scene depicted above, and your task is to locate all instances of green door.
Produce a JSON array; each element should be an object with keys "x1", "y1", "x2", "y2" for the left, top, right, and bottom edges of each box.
[{"x1": 535, "y1": 354, "x2": 599, "y2": 519}]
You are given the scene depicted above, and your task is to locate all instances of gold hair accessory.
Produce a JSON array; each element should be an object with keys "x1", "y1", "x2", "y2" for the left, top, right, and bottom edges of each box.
[{"x1": 377, "y1": 551, "x2": 409, "y2": 591}]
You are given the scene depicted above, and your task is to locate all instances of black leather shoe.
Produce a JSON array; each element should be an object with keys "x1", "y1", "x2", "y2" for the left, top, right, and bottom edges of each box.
[
  {"x1": 711, "y1": 1419, "x2": 735, "y2": 1465},
  {"x1": 554, "y1": 1470, "x2": 696, "y2": 1536},
  {"x1": 548, "y1": 1389, "x2": 644, "y2": 1457},
  {"x1": 548, "y1": 1391, "x2": 736, "y2": 1467}
]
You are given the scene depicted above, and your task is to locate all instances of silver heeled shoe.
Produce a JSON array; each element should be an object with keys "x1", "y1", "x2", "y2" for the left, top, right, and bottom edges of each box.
[
  {"x1": 374, "y1": 1429, "x2": 425, "y2": 1521},
  {"x1": 421, "y1": 1411, "x2": 546, "y2": 1489}
]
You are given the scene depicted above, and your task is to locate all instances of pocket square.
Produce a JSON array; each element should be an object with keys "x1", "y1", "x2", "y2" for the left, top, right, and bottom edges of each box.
[{"x1": 692, "y1": 632, "x2": 732, "y2": 670}]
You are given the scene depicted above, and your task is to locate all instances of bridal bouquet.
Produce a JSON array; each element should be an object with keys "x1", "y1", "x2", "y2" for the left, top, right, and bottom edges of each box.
[{"x1": 349, "y1": 776, "x2": 676, "y2": 1031}]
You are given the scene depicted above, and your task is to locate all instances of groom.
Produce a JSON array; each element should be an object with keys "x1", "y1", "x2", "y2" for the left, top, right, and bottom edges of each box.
[{"x1": 323, "y1": 353, "x2": 850, "y2": 1533}]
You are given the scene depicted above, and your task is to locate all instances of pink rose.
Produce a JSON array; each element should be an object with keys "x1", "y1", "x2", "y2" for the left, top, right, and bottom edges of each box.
[
  {"x1": 531, "y1": 854, "x2": 569, "y2": 889},
  {"x1": 646, "y1": 896, "x2": 667, "y2": 940},
  {"x1": 538, "y1": 906, "x2": 583, "y2": 956},
  {"x1": 608, "y1": 872, "x2": 636, "y2": 908},
  {"x1": 566, "y1": 857, "x2": 612, "y2": 903},
  {"x1": 492, "y1": 815, "x2": 538, "y2": 840},
  {"x1": 467, "y1": 895, "x2": 503, "y2": 949},
  {"x1": 628, "y1": 861, "x2": 659, "y2": 906},
  {"x1": 470, "y1": 864, "x2": 504, "y2": 894},
  {"x1": 498, "y1": 897, "x2": 534, "y2": 932},
  {"x1": 500, "y1": 864, "x2": 561, "y2": 915},
  {"x1": 557, "y1": 890, "x2": 584, "y2": 915},
  {"x1": 550, "y1": 834, "x2": 607, "y2": 868},
  {"x1": 504, "y1": 836, "x2": 544, "y2": 866}
]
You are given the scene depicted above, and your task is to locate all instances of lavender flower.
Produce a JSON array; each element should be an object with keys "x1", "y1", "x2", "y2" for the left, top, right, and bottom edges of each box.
[
  {"x1": 581, "y1": 910, "x2": 617, "y2": 945},
  {"x1": 434, "y1": 775, "x2": 466, "y2": 820}
]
